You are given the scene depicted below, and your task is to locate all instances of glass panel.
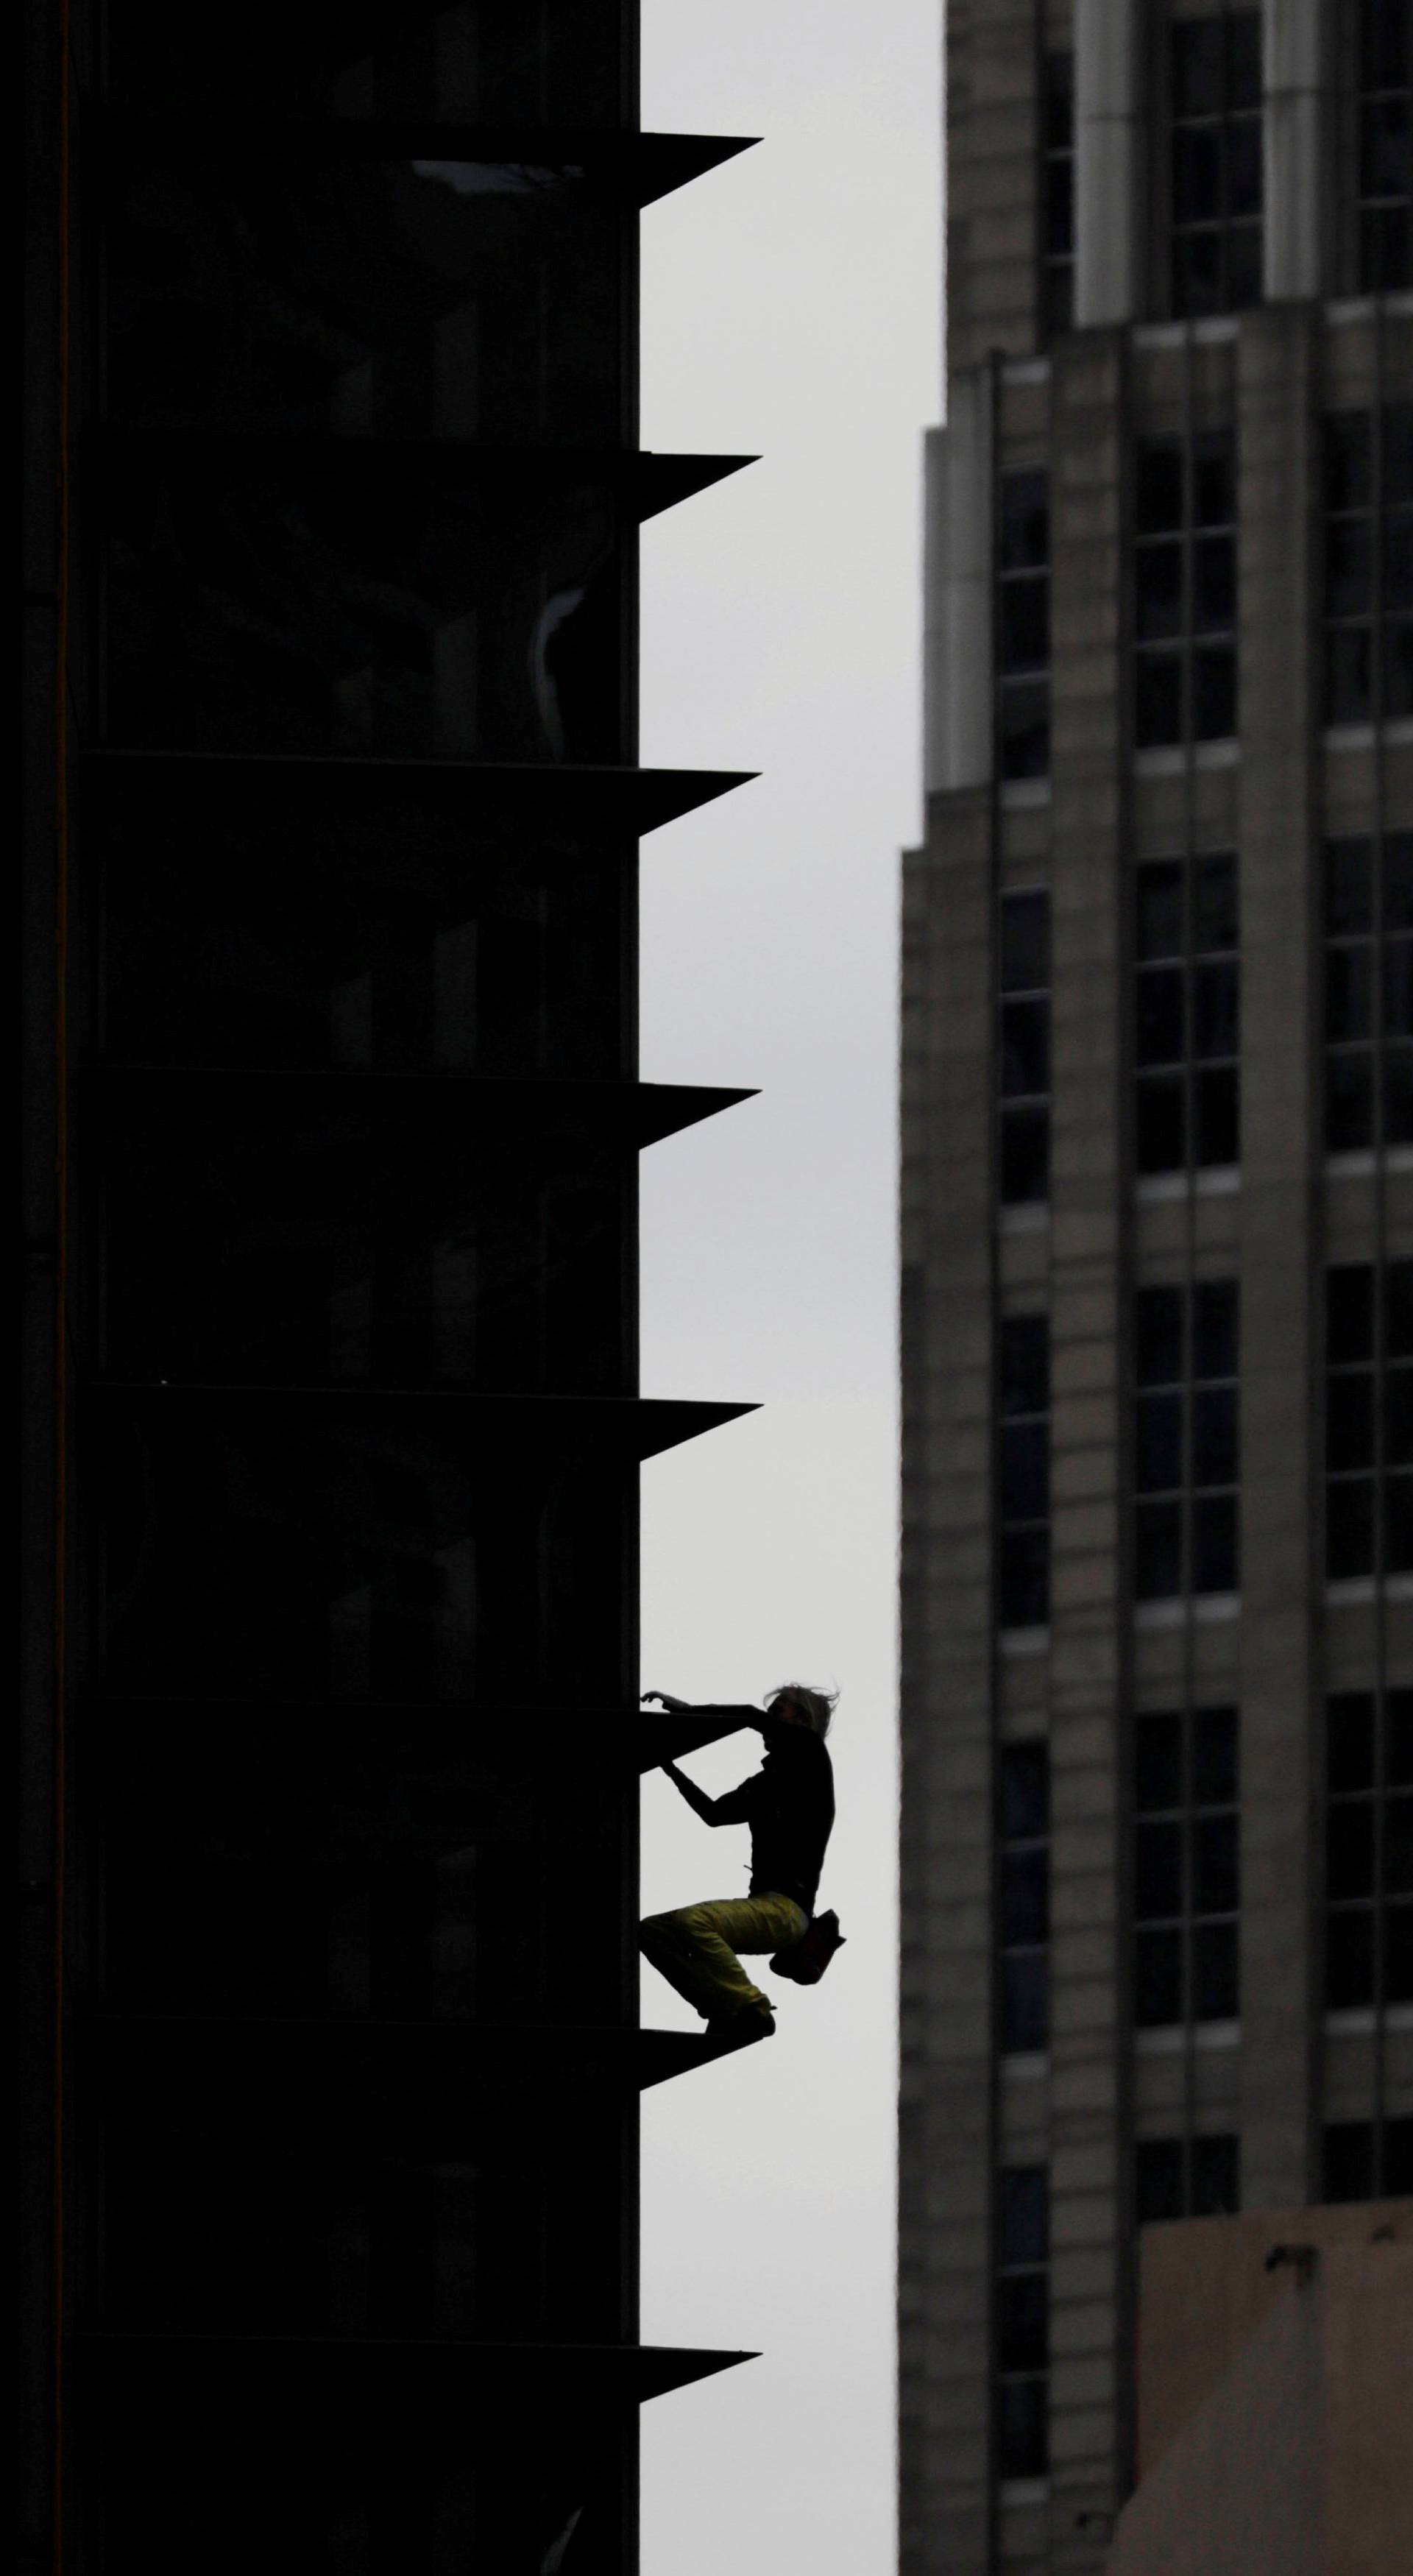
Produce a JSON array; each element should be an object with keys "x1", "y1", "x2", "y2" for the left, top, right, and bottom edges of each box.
[
  {"x1": 1388, "y1": 1903, "x2": 1413, "y2": 1998},
  {"x1": 999, "y1": 997, "x2": 1051, "y2": 1097},
  {"x1": 999, "y1": 1743, "x2": 1050, "y2": 1839},
  {"x1": 94, "y1": 1078, "x2": 627, "y2": 1393},
  {"x1": 1387, "y1": 1259, "x2": 1413, "y2": 1355},
  {"x1": 1384, "y1": 1467, "x2": 1413, "y2": 1569},
  {"x1": 93, "y1": 769, "x2": 629, "y2": 1081},
  {"x1": 999, "y1": 1526, "x2": 1049, "y2": 1628},
  {"x1": 105, "y1": 152, "x2": 623, "y2": 445},
  {"x1": 103, "y1": 447, "x2": 626, "y2": 763},
  {"x1": 1194, "y1": 852, "x2": 1238, "y2": 950},
  {"x1": 1192, "y1": 1705, "x2": 1239, "y2": 1806},
  {"x1": 1328, "y1": 1264, "x2": 1375, "y2": 1364},
  {"x1": 1172, "y1": 18, "x2": 1224, "y2": 116},
  {"x1": 1174, "y1": 126, "x2": 1222, "y2": 223},
  {"x1": 1192, "y1": 1491, "x2": 1238, "y2": 1592},
  {"x1": 1327, "y1": 1691, "x2": 1377, "y2": 1792},
  {"x1": 1135, "y1": 1925, "x2": 1183, "y2": 2025},
  {"x1": 1136, "y1": 1286, "x2": 1185, "y2": 1387},
  {"x1": 1136, "y1": 442, "x2": 1186, "y2": 537},
  {"x1": 1327, "y1": 836, "x2": 1375, "y2": 935},
  {"x1": 1135, "y1": 2139, "x2": 1184, "y2": 2224},
  {"x1": 1328, "y1": 1050, "x2": 1375, "y2": 1152},
  {"x1": 1136, "y1": 1819, "x2": 1183, "y2": 1921},
  {"x1": 1388, "y1": 407, "x2": 1413, "y2": 509},
  {"x1": 997, "y1": 2377, "x2": 1048, "y2": 2479},
  {"x1": 1328, "y1": 1373, "x2": 1375, "y2": 1473},
  {"x1": 1192, "y1": 533, "x2": 1236, "y2": 631},
  {"x1": 1384, "y1": 1794, "x2": 1412, "y2": 1894},
  {"x1": 1226, "y1": 118, "x2": 1263, "y2": 218},
  {"x1": 1325, "y1": 414, "x2": 1373, "y2": 515},
  {"x1": 106, "y1": 0, "x2": 629, "y2": 127},
  {"x1": 1194, "y1": 1279, "x2": 1238, "y2": 1381},
  {"x1": 1326, "y1": 626, "x2": 1373, "y2": 725},
  {"x1": 1194, "y1": 958, "x2": 1239, "y2": 1057},
  {"x1": 1389, "y1": 1687, "x2": 1413, "y2": 1785},
  {"x1": 1136, "y1": 966, "x2": 1184, "y2": 1066},
  {"x1": 1000, "y1": 1421, "x2": 1049, "y2": 1521},
  {"x1": 1000, "y1": 1317, "x2": 1049, "y2": 1416},
  {"x1": 1384, "y1": 1047, "x2": 1413, "y2": 1142},
  {"x1": 1193, "y1": 643, "x2": 1237, "y2": 740},
  {"x1": 999, "y1": 2165, "x2": 1048, "y2": 2265},
  {"x1": 1135, "y1": 1712, "x2": 1183, "y2": 1814},
  {"x1": 1327, "y1": 944, "x2": 1375, "y2": 1043},
  {"x1": 1192, "y1": 1917, "x2": 1239, "y2": 2018},
  {"x1": 1326, "y1": 515, "x2": 1374, "y2": 615},
  {"x1": 1384, "y1": 1367, "x2": 1413, "y2": 1465},
  {"x1": 997, "y1": 2273, "x2": 1048, "y2": 2372},
  {"x1": 1191, "y1": 2134, "x2": 1240, "y2": 2216},
  {"x1": 1327, "y1": 1476, "x2": 1375, "y2": 1579},
  {"x1": 1386, "y1": 832, "x2": 1413, "y2": 929},
  {"x1": 1137, "y1": 859, "x2": 1185, "y2": 960},
  {"x1": 1226, "y1": 12, "x2": 1263, "y2": 109},
  {"x1": 1136, "y1": 1500, "x2": 1183, "y2": 1599},
  {"x1": 1328, "y1": 1800, "x2": 1377, "y2": 1901},
  {"x1": 1137, "y1": 1075, "x2": 1186, "y2": 1173},
  {"x1": 999, "y1": 472, "x2": 1050, "y2": 572},
  {"x1": 998, "y1": 577, "x2": 1050, "y2": 674},
  {"x1": 1137, "y1": 1391, "x2": 1183, "y2": 1495},
  {"x1": 1001, "y1": 1105, "x2": 1050, "y2": 1204},
  {"x1": 1192, "y1": 435, "x2": 1236, "y2": 528},
  {"x1": 1136, "y1": 540, "x2": 1184, "y2": 641},
  {"x1": 999, "y1": 679, "x2": 1052, "y2": 781},
  {"x1": 1325, "y1": 1906, "x2": 1375, "y2": 2006},
  {"x1": 1000, "y1": 1847, "x2": 1049, "y2": 1947},
  {"x1": 1000, "y1": 1952, "x2": 1049, "y2": 2052},
  {"x1": 1136, "y1": 652, "x2": 1184, "y2": 747},
  {"x1": 1323, "y1": 2121, "x2": 1376, "y2": 2201},
  {"x1": 1195, "y1": 1064, "x2": 1239, "y2": 1165},
  {"x1": 1000, "y1": 891, "x2": 1049, "y2": 992},
  {"x1": 1193, "y1": 1811, "x2": 1239, "y2": 1914}
]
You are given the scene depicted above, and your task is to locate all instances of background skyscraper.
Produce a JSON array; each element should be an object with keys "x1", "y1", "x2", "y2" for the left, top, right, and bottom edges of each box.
[{"x1": 900, "y1": 4, "x2": 1412, "y2": 2569}]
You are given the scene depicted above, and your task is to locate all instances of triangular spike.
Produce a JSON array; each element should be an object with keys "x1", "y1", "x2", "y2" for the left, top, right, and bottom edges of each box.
[
  {"x1": 637, "y1": 135, "x2": 760, "y2": 205},
  {"x1": 638, "y1": 453, "x2": 758, "y2": 520}
]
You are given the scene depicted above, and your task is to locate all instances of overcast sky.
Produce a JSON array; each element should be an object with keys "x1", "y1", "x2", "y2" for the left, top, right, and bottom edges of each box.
[{"x1": 635, "y1": 7, "x2": 941, "y2": 2569}]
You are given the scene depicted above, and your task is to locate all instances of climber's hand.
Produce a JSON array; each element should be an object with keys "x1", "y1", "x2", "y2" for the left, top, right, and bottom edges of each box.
[{"x1": 641, "y1": 1689, "x2": 689, "y2": 1713}]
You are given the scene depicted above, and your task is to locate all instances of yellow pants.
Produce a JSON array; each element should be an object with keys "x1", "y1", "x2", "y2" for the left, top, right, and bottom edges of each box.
[{"x1": 640, "y1": 1892, "x2": 808, "y2": 2022}]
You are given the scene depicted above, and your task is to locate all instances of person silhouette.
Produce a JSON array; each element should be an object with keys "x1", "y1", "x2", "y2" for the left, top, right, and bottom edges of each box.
[{"x1": 639, "y1": 1685, "x2": 837, "y2": 2045}]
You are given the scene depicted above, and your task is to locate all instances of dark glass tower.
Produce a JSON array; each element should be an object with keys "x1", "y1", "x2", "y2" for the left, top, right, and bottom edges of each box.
[{"x1": 21, "y1": 7, "x2": 759, "y2": 2569}]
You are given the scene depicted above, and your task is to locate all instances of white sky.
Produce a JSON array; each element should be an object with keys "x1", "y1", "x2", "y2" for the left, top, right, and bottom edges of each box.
[{"x1": 636, "y1": 7, "x2": 941, "y2": 2569}]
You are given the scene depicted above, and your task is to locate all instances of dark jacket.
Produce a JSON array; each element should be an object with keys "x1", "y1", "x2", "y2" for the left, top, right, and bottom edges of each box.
[{"x1": 667, "y1": 1708, "x2": 835, "y2": 1915}]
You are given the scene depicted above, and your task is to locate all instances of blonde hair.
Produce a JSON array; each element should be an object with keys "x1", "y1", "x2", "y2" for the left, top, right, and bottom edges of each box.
[{"x1": 768, "y1": 1683, "x2": 838, "y2": 1739}]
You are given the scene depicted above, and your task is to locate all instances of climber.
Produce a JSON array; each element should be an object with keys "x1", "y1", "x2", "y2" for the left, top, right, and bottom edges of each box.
[{"x1": 639, "y1": 1685, "x2": 836, "y2": 2046}]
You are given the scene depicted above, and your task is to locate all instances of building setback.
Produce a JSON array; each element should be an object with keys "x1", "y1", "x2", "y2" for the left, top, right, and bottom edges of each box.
[
  {"x1": 900, "y1": 2, "x2": 1412, "y2": 2570},
  {"x1": 21, "y1": 7, "x2": 762, "y2": 2572}
]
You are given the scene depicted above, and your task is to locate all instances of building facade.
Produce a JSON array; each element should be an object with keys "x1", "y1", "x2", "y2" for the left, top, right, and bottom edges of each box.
[
  {"x1": 21, "y1": 7, "x2": 758, "y2": 2572},
  {"x1": 900, "y1": 2, "x2": 1412, "y2": 2569}
]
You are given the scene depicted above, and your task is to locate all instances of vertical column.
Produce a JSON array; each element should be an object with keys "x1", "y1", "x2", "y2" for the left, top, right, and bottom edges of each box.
[
  {"x1": 1046, "y1": 328, "x2": 1129, "y2": 2570},
  {"x1": 1074, "y1": 0, "x2": 1144, "y2": 329},
  {"x1": 945, "y1": 0, "x2": 1044, "y2": 369},
  {"x1": 924, "y1": 375, "x2": 994, "y2": 796},
  {"x1": 1237, "y1": 306, "x2": 1320, "y2": 2210},
  {"x1": 899, "y1": 795, "x2": 996, "y2": 2576},
  {"x1": 1264, "y1": 0, "x2": 1327, "y2": 302}
]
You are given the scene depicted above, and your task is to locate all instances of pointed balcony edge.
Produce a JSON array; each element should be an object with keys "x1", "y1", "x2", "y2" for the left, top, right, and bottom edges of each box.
[
  {"x1": 637, "y1": 133, "x2": 760, "y2": 205},
  {"x1": 88, "y1": 1384, "x2": 760, "y2": 1463},
  {"x1": 82, "y1": 1069, "x2": 758, "y2": 1150},
  {"x1": 82, "y1": 748, "x2": 759, "y2": 840},
  {"x1": 639, "y1": 453, "x2": 757, "y2": 520}
]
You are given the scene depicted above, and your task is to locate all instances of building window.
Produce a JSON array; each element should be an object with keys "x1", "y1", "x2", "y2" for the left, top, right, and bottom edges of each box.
[
  {"x1": 1325, "y1": 833, "x2": 1413, "y2": 1155},
  {"x1": 1325, "y1": 1687, "x2": 1413, "y2": 2014},
  {"x1": 1322, "y1": 406, "x2": 1413, "y2": 726},
  {"x1": 998, "y1": 1741, "x2": 1049, "y2": 2054},
  {"x1": 1356, "y1": 0, "x2": 1411, "y2": 294},
  {"x1": 1041, "y1": 51, "x2": 1075, "y2": 339},
  {"x1": 1325, "y1": 1260, "x2": 1413, "y2": 1582},
  {"x1": 1135, "y1": 2132, "x2": 1240, "y2": 2224},
  {"x1": 1133, "y1": 434, "x2": 1239, "y2": 750},
  {"x1": 1135, "y1": 1281, "x2": 1240, "y2": 1600},
  {"x1": 1168, "y1": 8, "x2": 1264, "y2": 318},
  {"x1": 999, "y1": 1317, "x2": 1050, "y2": 1629},
  {"x1": 1135, "y1": 852, "x2": 1240, "y2": 1176},
  {"x1": 1134, "y1": 1705, "x2": 1240, "y2": 2028},
  {"x1": 999, "y1": 890, "x2": 1051, "y2": 1205},
  {"x1": 1323, "y1": 2116, "x2": 1413, "y2": 2201},
  {"x1": 996, "y1": 2166, "x2": 1049, "y2": 2480},
  {"x1": 996, "y1": 470, "x2": 1050, "y2": 782}
]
